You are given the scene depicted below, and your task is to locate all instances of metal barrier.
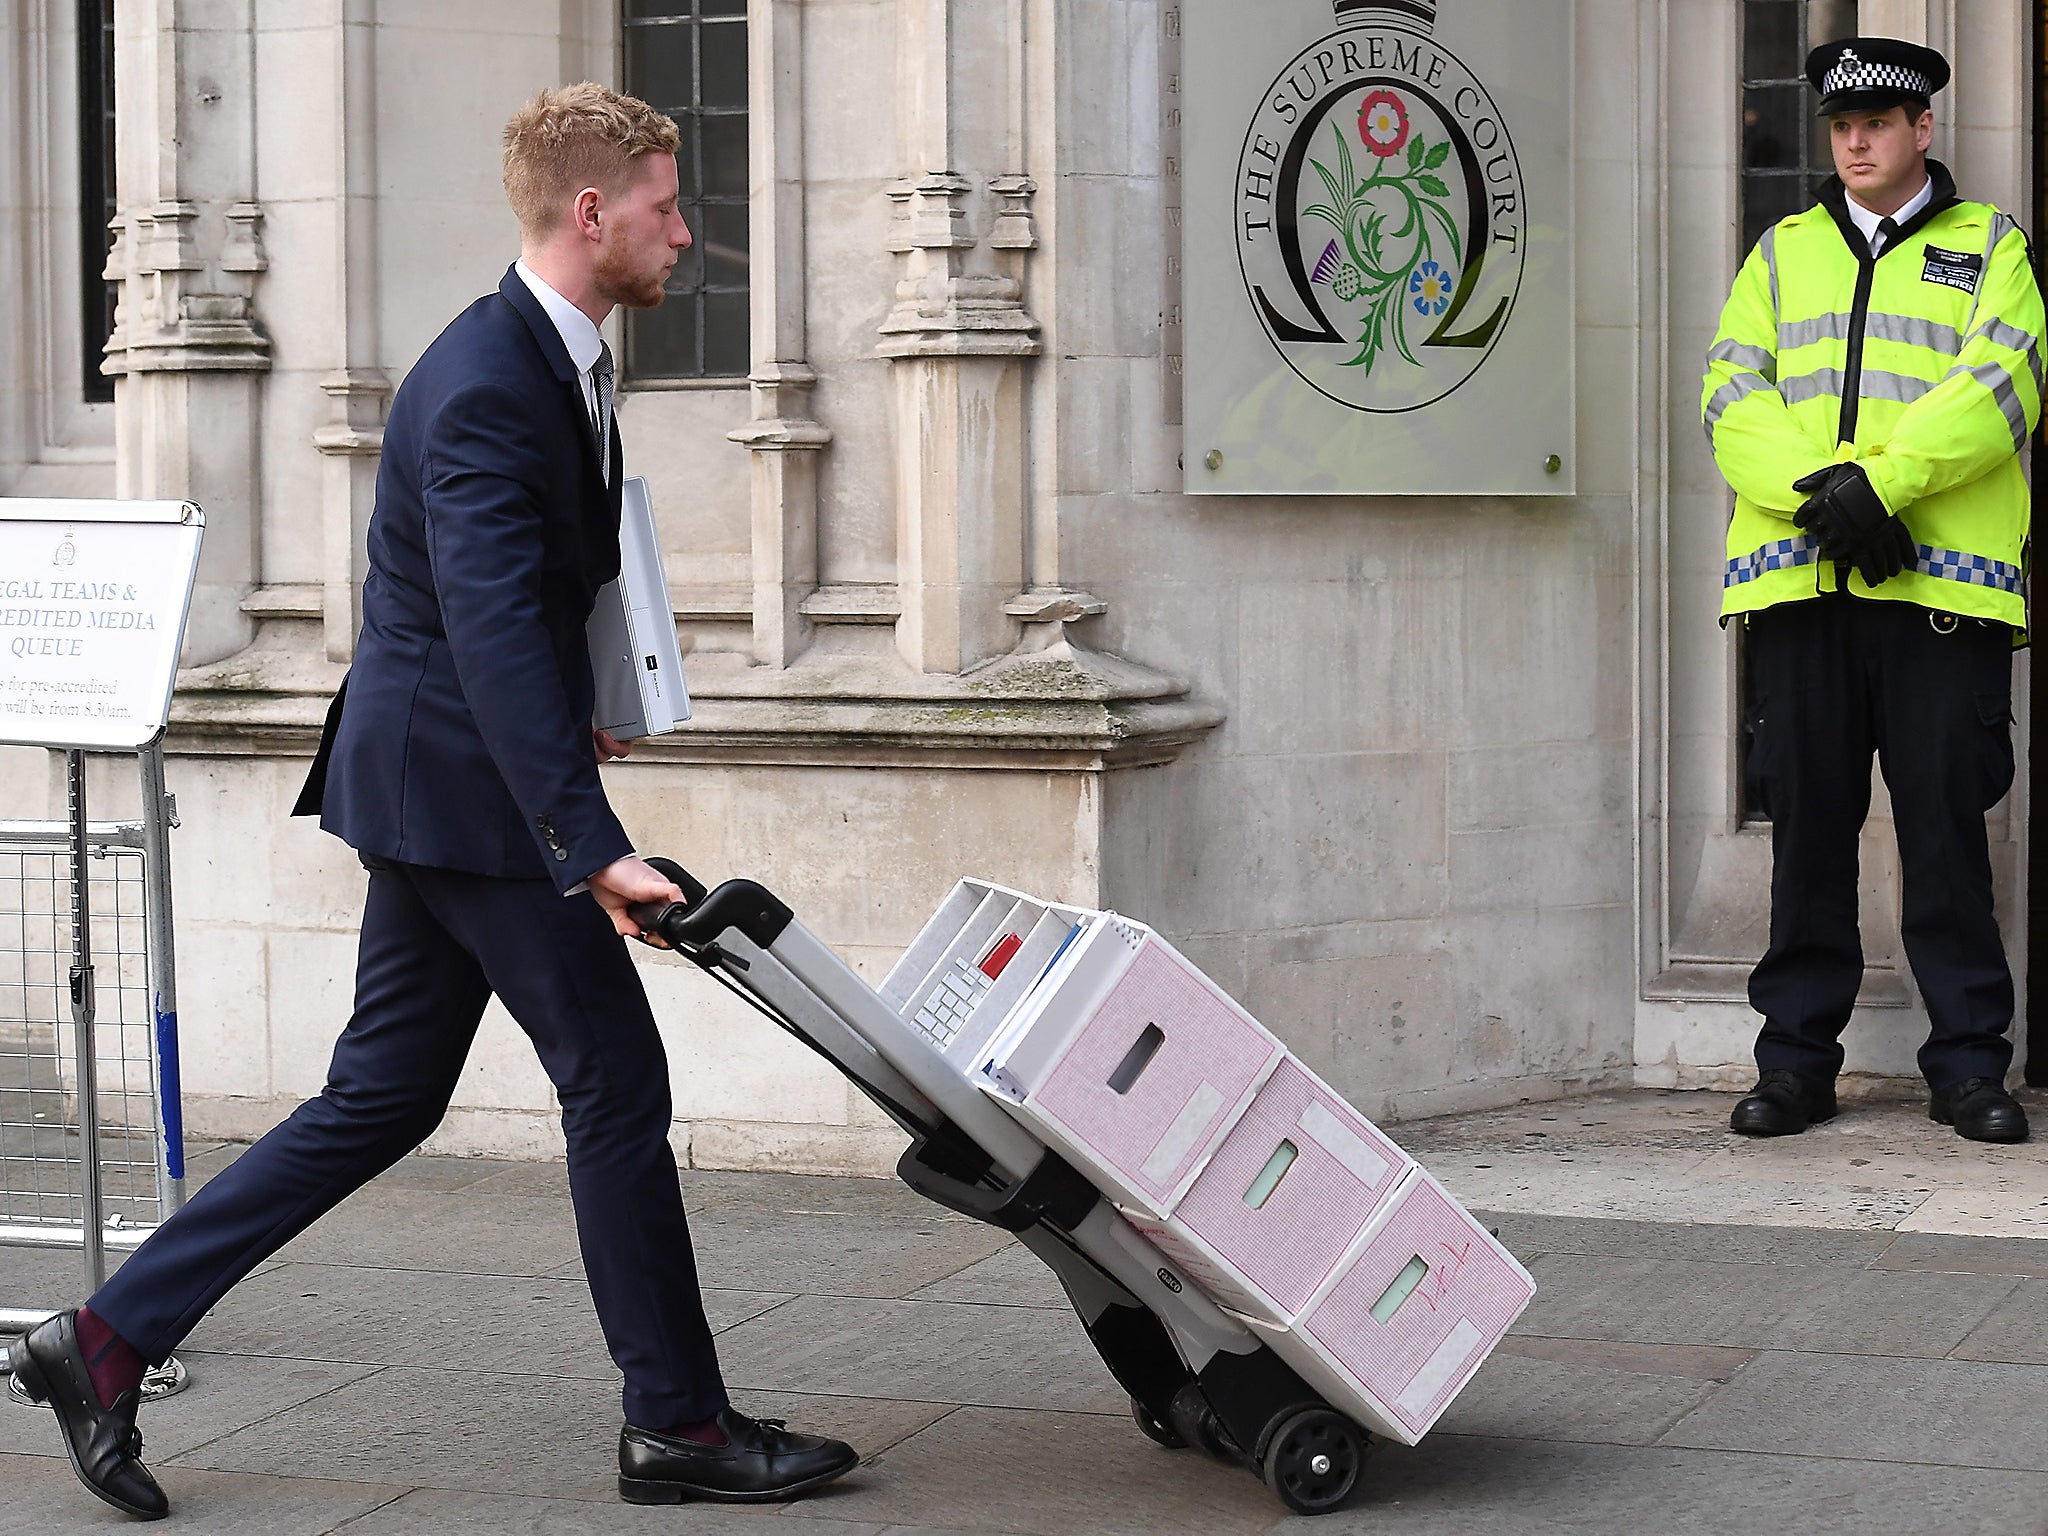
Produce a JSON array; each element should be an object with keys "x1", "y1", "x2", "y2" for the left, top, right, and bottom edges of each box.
[{"x1": 0, "y1": 743, "x2": 186, "y2": 1397}]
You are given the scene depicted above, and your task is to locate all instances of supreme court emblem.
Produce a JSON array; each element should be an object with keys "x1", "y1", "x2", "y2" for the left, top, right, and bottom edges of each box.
[{"x1": 1236, "y1": 0, "x2": 1526, "y2": 413}]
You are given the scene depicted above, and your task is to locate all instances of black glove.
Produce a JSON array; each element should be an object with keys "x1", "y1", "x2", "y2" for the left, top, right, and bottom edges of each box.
[{"x1": 1792, "y1": 463, "x2": 1916, "y2": 587}]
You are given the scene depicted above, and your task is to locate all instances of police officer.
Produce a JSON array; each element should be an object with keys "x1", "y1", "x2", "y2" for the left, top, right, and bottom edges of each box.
[{"x1": 1703, "y1": 38, "x2": 2044, "y2": 1142}]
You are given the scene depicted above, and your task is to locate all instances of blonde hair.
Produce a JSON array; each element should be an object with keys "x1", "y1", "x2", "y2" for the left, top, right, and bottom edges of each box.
[{"x1": 501, "y1": 83, "x2": 680, "y2": 236}]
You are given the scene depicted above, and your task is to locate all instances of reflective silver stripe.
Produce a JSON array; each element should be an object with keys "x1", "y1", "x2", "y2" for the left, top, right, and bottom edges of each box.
[
  {"x1": 1778, "y1": 368, "x2": 1933, "y2": 407},
  {"x1": 1778, "y1": 312, "x2": 1963, "y2": 355},
  {"x1": 1867, "y1": 312, "x2": 1965, "y2": 354},
  {"x1": 1759, "y1": 226, "x2": 1779, "y2": 314},
  {"x1": 1707, "y1": 339, "x2": 1776, "y2": 378},
  {"x1": 1776, "y1": 368, "x2": 1843, "y2": 406},
  {"x1": 1778, "y1": 313, "x2": 1852, "y2": 350},
  {"x1": 1725, "y1": 534, "x2": 1821, "y2": 588},
  {"x1": 1704, "y1": 373, "x2": 1769, "y2": 440},
  {"x1": 1967, "y1": 317, "x2": 2046, "y2": 400},
  {"x1": 1947, "y1": 357, "x2": 2031, "y2": 451},
  {"x1": 1916, "y1": 543, "x2": 2025, "y2": 596}
]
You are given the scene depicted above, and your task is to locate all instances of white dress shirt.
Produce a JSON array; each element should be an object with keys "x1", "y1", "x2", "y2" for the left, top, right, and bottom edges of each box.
[
  {"x1": 1844, "y1": 176, "x2": 1934, "y2": 256},
  {"x1": 513, "y1": 259, "x2": 608, "y2": 462}
]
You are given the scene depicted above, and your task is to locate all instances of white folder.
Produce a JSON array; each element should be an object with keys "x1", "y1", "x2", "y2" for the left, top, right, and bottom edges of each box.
[{"x1": 588, "y1": 475, "x2": 691, "y2": 740}]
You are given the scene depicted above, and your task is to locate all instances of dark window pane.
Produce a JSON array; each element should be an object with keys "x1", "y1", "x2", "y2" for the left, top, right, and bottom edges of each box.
[
  {"x1": 1742, "y1": 0, "x2": 1799, "y2": 82},
  {"x1": 672, "y1": 122, "x2": 702, "y2": 199},
  {"x1": 702, "y1": 114, "x2": 748, "y2": 198},
  {"x1": 630, "y1": 293, "x2": 701, "y2": 377},
  {"x1": 701, "y1": 21, "x2": 747, "y2": 108},
  {"x1": 701, "y1": 202, "x2": 750, "y2": 288},
  {"x1": 78, "y1": 0, "x2": 116, "y2": 404},
  {"x1": 1742, "y1": 84, "x2": 1802, "y2": 170},
  {"x1": 703, "y1": 291, "x2": 749, "y2": 376},
  {"x1": 626, "y1": 22, "x2": 694, "y2": 110},
  {"x1": 624, "y1": 4, "x2": 747, "y2": 382},
  {"x1": 1741, "y1": 176, "x2": 1811, "y2": 259},
  {"x1": 668, "y1": 204, "x2": 706, "y2": 289}
]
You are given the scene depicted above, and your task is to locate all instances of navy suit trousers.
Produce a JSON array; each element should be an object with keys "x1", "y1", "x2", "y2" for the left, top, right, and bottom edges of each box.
[
  {"x1": 89, "y1": 858, "x2": 728, "y2": 1429},
  {"x1": 1745, "y1": 594, "x2": 2017, "y2": 1088}
]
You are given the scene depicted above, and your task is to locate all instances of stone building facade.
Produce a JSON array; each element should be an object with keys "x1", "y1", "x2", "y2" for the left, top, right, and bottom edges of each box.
[{"x1": 0, "y1": 0, "x2": 2030, "y2": 1169}]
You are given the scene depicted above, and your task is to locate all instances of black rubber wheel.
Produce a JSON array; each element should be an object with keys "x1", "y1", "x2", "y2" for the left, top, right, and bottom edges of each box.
[
  {"x1": 1261, "y1": 1407, "x2": 1367, "y2": 1515},
  {"x1": 1131, "y1": 1396, "x2": 1187, "y2": 1450}
]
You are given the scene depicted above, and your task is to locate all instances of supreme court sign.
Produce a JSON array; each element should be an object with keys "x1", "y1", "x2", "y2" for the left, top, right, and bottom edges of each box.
[
  {"x1": 1182, "y1": 0, "x2": 1574, "y2": 495},
  {"x1": 0, "y1": 501, "x2": 205, "y2": 750}
]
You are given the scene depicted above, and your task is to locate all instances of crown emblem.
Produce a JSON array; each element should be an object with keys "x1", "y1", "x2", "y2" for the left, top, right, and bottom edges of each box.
[{"x1": 1334, "y1": 0, "x2": 1437, "y2": 32}]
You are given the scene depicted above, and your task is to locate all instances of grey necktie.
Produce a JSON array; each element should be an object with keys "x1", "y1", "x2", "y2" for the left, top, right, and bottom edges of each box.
[{"x1": 591, "y1": 341, "x2": 615, "y2": 482}]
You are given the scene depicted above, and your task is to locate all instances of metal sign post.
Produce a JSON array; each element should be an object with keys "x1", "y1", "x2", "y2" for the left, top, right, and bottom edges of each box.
[{"x1": 0, "y1": 498, "x2": 205, "y2": 1405}]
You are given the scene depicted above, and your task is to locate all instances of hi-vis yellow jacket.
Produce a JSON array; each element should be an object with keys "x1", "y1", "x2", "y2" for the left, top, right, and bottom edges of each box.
[{"x1": 1702, "y1": 163, "x2": 2045, "y2": 629}]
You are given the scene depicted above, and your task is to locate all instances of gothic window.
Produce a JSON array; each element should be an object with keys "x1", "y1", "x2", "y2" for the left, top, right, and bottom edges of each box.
[
  {"x1": 77, "y1": 0, "x2": 116, "y2": 404},
  {"x1": 623, "y1": 0, "x2": 750, "y2": 382}
]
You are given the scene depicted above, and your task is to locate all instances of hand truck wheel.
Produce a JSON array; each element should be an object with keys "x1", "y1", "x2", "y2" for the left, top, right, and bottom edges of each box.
[
  {"x1": 1164, "y1": 1382, "x2": 1230, "y2": 1458},
  {"x1": 1261, "y1": 1406, "x2": 1367, "y2": 1515},
  {"x1": 1130, "y1": 1395, "x2": 1188, "y2": 1450}
]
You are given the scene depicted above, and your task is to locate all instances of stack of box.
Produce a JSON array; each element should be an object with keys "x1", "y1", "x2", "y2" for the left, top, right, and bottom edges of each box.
[{"x1": 944, "y1": 891, "x2": 1534, "y2": 1447}]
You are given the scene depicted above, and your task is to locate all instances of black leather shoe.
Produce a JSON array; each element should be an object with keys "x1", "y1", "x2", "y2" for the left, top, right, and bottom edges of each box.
[
  {"x1": 6, "y1": 1310, "x2": 168, "y2": 1520},
  {"x1": 1930, "y1": 1078, "x2": 2030, "y2": 1143},
  {"x1": 1730, "y1": 1070, "x2": 1837, "y2": 1136},
  {"x1": 618, "y1": 1408, "x2": 858, "y2": 1504}
]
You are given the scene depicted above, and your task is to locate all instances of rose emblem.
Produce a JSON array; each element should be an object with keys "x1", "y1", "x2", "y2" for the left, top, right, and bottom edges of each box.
[{"x1": 1357, "y1": 90, "x2": 1410, "y2": 158}]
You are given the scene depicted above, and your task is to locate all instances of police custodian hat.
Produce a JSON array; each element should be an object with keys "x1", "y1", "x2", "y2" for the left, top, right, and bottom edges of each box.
[{"x1": 1806, "y1": 37, "x2": 1950, "y2": 116}]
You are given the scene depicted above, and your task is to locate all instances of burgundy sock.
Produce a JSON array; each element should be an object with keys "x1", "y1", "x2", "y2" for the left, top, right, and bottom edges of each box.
[
  {"x1": 74, "y1": 1306, "x2": 146, "y2": 1410},
  {"x1": 668, "y1": 1416, "x2": 726, "y2": 1446}
]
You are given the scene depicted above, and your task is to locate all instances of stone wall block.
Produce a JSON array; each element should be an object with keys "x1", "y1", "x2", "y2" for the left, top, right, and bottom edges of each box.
[
  {"x1": 263, "y1": 928, "x2": 361, "y2": 1099},
  {"x1": 1448, "y1": 820, "x2": 1634, "y2": 915},
  {"x1": 174, "y1": 920, "x2": 271, "y2": 1100},
  {"x1": 1152, "y1": 752, "x2": 1448, "y2": 934},
  {"x1": 642, "y1": 960, "x2": 850, "y2": 1124},
  {"x1": 1235, "y1": 574, "x2": 1463, "y2": 757}
]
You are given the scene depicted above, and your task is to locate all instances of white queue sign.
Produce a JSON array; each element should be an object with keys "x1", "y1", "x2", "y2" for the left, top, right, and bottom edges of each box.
[{"x1": 0, "y1": 500, "x2": 205, "y2": 751}]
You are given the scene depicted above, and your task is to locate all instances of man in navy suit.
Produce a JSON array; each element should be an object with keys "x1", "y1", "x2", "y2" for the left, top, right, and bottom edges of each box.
[{"x1": 8, "y1": 84, "x2": 858, "y2": 1518}]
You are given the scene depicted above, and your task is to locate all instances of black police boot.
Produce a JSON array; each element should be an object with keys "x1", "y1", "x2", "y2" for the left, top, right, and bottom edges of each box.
[
  {"x1": 1929, "y1": 1078, "x2": 2029, "y2": 1143},
  {"x1": 1730, "y1": 1070, "x2": 1838, "y2": 1136}
]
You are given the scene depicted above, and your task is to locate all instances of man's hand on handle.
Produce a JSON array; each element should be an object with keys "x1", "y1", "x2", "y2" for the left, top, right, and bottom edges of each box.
[
  {"x1": 594, "y1": 726, "x2": 632, "y2": 763},
  {"x1": 588, "y1": 855, "x2": 683, "y2": 947}
]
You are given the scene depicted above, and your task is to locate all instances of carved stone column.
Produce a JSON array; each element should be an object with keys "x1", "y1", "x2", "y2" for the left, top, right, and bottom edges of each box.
[
  {"x1": 311, "y1": 0, "x2": 388, "y2": 663},
  {"x1": 728, "y1": 0, "x2": 829, "y2": 669},
  {"x1": 105, "y1": 0, "x2": 269, "y2": 666}
]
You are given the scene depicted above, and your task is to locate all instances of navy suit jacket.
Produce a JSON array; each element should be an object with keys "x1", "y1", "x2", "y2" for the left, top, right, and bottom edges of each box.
[{"x1": 295, "y1": 266, "x2": 633, "y2": 893}]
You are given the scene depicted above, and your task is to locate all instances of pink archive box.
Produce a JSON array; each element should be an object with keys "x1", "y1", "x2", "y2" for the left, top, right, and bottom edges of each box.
[
  {"x1": 1149, "y1": 1058, "x2": 1413, "y2": 1322},
  {"x1": 1023, "y1": 937, "x2": 1283, "y2": 1216},
  {"x1": 1290, "y1": 1167, "x2": 1535, "y2": 1444}
]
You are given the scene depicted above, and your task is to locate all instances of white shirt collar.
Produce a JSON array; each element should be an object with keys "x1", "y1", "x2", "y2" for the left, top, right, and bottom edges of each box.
[
  {"x1": 513, "y1": 259, "x2": 603, "y2": 376},
  {"x1": 1844, "y1": 176, "x2": 1934, "y2": 254}
]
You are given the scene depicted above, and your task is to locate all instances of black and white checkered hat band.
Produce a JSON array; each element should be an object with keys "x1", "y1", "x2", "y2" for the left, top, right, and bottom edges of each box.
[{"x1": 1823, "y1": 56, "x2": 1931, "y2": 98}]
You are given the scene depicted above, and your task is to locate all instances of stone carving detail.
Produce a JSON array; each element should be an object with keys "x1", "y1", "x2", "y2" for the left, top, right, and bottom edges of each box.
[
  {"x1": 106, "y1": 200, "x2": 270, "y2": 376},
  {"x1": 878, "y1": 173, "x2": 1039, "y2": 358}
]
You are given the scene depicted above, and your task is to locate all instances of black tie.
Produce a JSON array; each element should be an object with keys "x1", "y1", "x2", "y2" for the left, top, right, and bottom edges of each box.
[
  {"x1": 591, "y1": 341, "x2": 615, "y2": 484},
  {"x1": 1874, "y1": 216, "x2": 1901, "y2": 256}
]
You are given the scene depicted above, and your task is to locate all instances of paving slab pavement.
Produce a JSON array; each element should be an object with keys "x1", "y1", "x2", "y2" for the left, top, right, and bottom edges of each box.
[{"x1": 3, "y1": 1091, "x2": 2048, "y2": 1534}]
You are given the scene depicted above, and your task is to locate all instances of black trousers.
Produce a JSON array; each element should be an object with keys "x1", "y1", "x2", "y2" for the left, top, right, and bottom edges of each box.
[
  {"x1": 1746, "y1": 594, "x2": 2017, "y2": 1088},
  {"x1": 89, "y1": 857, "x2": 729, "y2": 1430}
]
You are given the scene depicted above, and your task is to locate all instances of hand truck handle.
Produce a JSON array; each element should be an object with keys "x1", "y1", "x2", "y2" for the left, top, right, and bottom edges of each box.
[{"x1": 626, "y1": 855, "x2": 794, "y2": 957}]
